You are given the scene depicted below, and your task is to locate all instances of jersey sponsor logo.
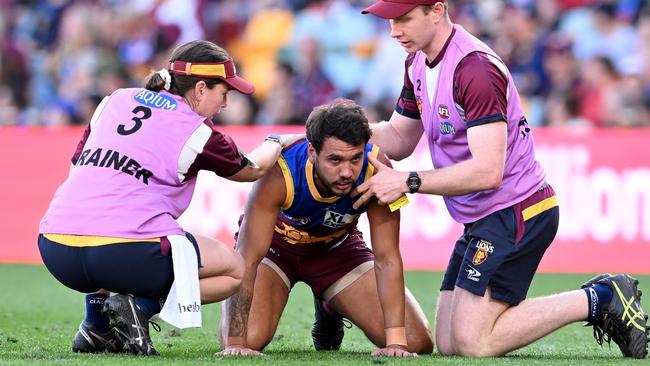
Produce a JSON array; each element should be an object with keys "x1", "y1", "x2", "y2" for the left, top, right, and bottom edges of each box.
[
  {"x1": 281, "y1": 213, "x2": 310, "y2": 226},
  {"x1": 439, "y1": 122, "x2": 455, "y2": 135},
  {"x1": 466, "y1": 265, "x2": 481, "y2": 282},
  {"x1": 134, "y1": 90, "x2": 177, "y2": 111},
  {"x1": 416, "y1": 97, "x2": 423, "y2": 115},
  {"x1": 472, "y1": 239, "x2": 493, "y2": 265},
  {"x1": 437, "y1": 104, "x2": 450, "y2": 119},
  {"x1": 322, "y1": 210, "x2": 358, "y2": 229}
]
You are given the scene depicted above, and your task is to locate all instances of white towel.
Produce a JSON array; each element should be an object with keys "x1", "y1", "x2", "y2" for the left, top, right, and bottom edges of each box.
[{"x1": 159, "y1": 234, "x2": 202, "y2": 328}]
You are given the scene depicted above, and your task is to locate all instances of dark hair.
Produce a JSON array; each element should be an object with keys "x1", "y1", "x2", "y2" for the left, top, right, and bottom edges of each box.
[
  {"x1": 306, "y1": 98, "x2": 372, "y2": 152},
  {"x1": 145, "y1": 40, "x2": 229, "y2": 95}
]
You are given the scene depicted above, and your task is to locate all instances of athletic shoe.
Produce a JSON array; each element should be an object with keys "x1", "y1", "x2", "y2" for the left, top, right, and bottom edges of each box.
[
  {"x1": 102, "y1": 294, "x2": 159, "y2": 356},
  {"x1": 71, "y1": 321, "x2": 124, "y2": 353},
  {"x1": 587, "y1": 274, "x2": 649, "y2": 358},
  {"x1": 311, "y1": 298, "x2": 344, "y2": 351},
  {"x1": 580, "y1": 273, "x2": 612, "y2": 291}
]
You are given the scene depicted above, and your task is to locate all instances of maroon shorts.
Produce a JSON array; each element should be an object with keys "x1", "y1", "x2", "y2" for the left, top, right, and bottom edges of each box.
[{"x1": 263, "y1": 228, "x2": 374, "y2": 298}]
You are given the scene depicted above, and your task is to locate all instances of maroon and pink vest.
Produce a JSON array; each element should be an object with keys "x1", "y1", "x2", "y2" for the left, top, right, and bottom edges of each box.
[
  {"x1": 40, "y1": 88, "x2": 207, "y2": 238},
  {"x1": 412, "y1": 25, "x2": 545, "y2": 223}
]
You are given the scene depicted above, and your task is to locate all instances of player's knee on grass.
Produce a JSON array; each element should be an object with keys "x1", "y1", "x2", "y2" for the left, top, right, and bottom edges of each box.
[
  {"x1": 435, "y1": 333, "x2": 454, "y2": 355},
  {"x1": 451, "y1": 329, "x2": 499, "y2": 357},
  {"x1": 407, "y1": 329, "x2": 434, "y2": 354}
]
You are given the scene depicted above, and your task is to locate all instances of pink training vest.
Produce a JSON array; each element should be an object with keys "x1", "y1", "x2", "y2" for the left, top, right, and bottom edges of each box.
[
  {"x1": 40, "y1": 88, "x2": 207, "y2": 238},
  {"x1": 412, "y1": 25, "x2": 545, "y2": 224}
]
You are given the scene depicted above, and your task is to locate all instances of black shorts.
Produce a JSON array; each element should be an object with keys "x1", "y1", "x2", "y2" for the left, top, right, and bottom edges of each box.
[
  {"x1": 38, "y1": 233, "x2": 201, "y2": 298},
  {"x1": 440, "y1": 184, "x2": 559, "y2": 305}
]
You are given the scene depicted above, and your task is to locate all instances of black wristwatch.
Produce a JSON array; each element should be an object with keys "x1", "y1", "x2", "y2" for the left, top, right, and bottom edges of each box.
[
  {"x1": 265, "y1": 134, "x2": 285, "y2": 148},
  {"x1": 406, "y1": 171, "x2": 421, "y2": 194}
]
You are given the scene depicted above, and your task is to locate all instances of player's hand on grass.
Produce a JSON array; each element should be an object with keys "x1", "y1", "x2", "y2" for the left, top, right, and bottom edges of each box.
[
  {"x1": 218, "y1": 345, "x2": 262, "y2": 356},
  {"x1": 371, "y1": 345, "x2": 418, "y2": 357}
]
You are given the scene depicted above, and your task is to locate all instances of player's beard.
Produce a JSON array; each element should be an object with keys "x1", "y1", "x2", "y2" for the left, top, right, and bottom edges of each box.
[{"x1": 312, "y1": 161, "x2": 356, "y2": 197}]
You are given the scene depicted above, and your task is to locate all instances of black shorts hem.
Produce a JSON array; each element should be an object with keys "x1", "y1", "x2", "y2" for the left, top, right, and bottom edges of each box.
[{"x1": 488, "y1": 288, "x2": 523, "y2": 305}]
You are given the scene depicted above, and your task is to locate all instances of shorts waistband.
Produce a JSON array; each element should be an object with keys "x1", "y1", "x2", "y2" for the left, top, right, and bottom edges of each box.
[
  {"x1": 42, "y1": 234, "x2": 160, "y2": 247},
  {"x1": 517, "y1": 182, "x2": 558, "y2": 221}
]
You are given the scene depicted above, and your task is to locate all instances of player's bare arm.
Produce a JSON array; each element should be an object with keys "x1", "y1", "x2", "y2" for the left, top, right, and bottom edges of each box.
[
  {"x1": 354, "y1": 121, "x2": 507, "y2": 208},
  {"x1": 369, "y1": 112, "x2": 423, "y2": 161},
  {"x1": 414, "y1": 120, "x2": 507, "y2": 195},
  {"x1": 220, "y1": 164, "x2": 286, "y2": 355},
  {"x1": 365, "y1": 153, "x2": 417, "y2": 357}
]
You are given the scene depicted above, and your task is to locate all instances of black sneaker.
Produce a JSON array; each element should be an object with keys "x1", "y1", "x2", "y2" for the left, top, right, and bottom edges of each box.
[
  {"x1": 71, "y1": 321, "x2": 124, "y2": 353},
  {"x1": 588, "y1": 274, "x2": 649, "y2": 358},
  {"x1": 311, "y1": 298, "x2": 344, "y2": 351},
  {"x1": 580, "y1": 273, "x2": 612, "y2": 291},
  {"x1": 102, "y1": 294, "x2": 159, "y2": 356}
]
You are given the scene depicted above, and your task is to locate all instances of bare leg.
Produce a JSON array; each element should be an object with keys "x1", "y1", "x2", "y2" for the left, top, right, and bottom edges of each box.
[
  {"x1": 329, "y1": 269, "x2": 434, "y2": 353},
  {"x1": 219, "y1": 263, "x2": 289, "y2": 350},
  {"x1": 434, "y1": 290, "x2": 454, "y2": 355},
  {"x1": 450, "y1": 287, "x2": 588, "y2": 357},
  {"x1": 194, "y1": 234, "x2": 245, "y2": 304}
]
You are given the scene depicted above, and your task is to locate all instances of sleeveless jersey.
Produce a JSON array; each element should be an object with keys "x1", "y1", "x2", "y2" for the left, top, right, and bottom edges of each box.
[
  {"x1": 411, "y1": 25, "x2": 545, "y2": 223},
  {"x1": 273, "y1": 140, "x2": 379, "y2": 245}
]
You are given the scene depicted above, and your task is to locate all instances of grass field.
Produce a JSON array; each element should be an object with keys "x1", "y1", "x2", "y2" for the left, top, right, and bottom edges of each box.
[{"x1": 0, "y1": 264, "x2": 647, "y2": 365}]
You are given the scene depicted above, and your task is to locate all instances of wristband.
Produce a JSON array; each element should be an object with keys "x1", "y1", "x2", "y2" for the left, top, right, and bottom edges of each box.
[
  {"x1": 384, "y1": 326, "x2": 408, "y2": 347},
  {"x1": 226, "y1": 336, "x2": 245, "y2": 347}
]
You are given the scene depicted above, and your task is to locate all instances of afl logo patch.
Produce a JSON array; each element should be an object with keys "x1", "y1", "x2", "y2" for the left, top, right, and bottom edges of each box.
[
  {"x1": 134, "y1": 90, "x2": 177, "y2": 111},
  {"x1": 437, "y1": 104, "x2": 450, "y2": 119},
  {"x1": 416, "y1": 97, "x2": 423, "y2": 115},
  {"x1": 440, "y1": 122, "x2": 455, "y2": 135}
]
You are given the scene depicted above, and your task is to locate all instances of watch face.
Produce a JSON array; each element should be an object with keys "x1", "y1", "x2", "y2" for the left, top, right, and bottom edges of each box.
[
  {"x1": 407, "y1": 173, "x2": 420, "y2": 192},
  {"x1": 408, "y1": 177, "x2": 417, "y2": 189}
]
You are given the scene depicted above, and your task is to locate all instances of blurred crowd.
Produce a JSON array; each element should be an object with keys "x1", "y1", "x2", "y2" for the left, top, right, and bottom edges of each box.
[{"x1": 1, "y1": 0, "x2": 650, "y2": 128}]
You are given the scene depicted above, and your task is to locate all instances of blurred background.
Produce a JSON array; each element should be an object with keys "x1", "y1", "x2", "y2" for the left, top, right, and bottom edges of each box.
[
  {"x1": 1, "y1": 0, "x2": 650, "y2": 273},
  {"x1": 1, "y1": 0, "x2": 650, "y2": 128}
]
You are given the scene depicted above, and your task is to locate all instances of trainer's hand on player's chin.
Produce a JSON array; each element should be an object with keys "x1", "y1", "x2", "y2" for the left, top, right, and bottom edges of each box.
[
  {"x1": 352, "y1": 154, "x2": 408, "y2": 210},
  {"x1": 217, "y1": 346, "x2": 262, "y2": 356},
  {"x1": 371, "y1": 345, "x2": 418, "y2": 357}
]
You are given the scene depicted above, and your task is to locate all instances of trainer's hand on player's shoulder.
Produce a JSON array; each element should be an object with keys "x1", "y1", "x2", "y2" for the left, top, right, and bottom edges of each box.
[
  {"x1": 353, "y1": 154, "x2": 408, "y2": 209},
  {"x1": 279, "y1": 133, "x2": 305, "y2": 147},
  {"x1": 371, "y1": 345, "x2": 418, "y2": 357},
  {"x1": 217, "y1": 345, "x2": 262, "y2": 356}
]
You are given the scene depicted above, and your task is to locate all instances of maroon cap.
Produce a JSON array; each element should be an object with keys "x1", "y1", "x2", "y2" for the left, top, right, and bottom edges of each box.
[
  {"x1": 362, "y1": 0, "x2": 444, "y2": 19},
  {"x1": 169, "y1": 58, "x2": 255, "y2": 95}
]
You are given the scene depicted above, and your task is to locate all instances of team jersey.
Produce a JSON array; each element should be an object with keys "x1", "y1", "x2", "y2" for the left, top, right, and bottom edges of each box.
[
  {"x1": 410, "y1": 25, "x2": 546, "y2": 223},
  {"x1": 40, "y1": 88, "x2": 246, "y2": 239},
  {"x1": 273, "y1": 140, "x2": 379, "y2": 245}
]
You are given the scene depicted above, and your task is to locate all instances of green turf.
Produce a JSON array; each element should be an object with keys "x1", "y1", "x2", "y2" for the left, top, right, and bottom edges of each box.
[{"x1": 0, "y1": 264, "x2": 647, "y2": 365}]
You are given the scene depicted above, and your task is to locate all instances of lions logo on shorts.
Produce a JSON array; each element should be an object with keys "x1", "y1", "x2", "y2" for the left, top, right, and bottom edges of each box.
[{"x1": 472, "y1": 239, "x2": 494, "y2": 265}]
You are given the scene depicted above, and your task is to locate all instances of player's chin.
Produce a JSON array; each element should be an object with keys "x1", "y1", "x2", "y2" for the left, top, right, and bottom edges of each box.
[{"x1": 333, "y1": 185, "x2": 354, "y2": 196}]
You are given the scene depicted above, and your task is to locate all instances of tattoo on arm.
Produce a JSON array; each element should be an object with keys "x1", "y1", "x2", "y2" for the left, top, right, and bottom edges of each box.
[{"x1": 226, "y1": 289, "x2": 253, "y2": 337}]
